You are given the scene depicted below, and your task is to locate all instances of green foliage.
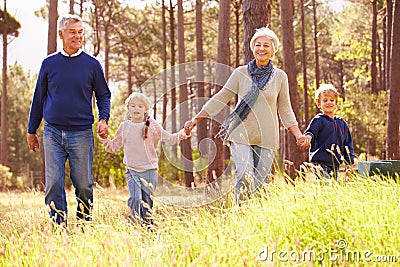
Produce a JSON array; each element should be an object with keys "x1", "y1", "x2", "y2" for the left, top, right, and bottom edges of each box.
[
  {"x1": 0, "y1": 63, "x2": 40, "y2": 175},
  {"x1": 0, "y1": 164, "x2": 25, "y2": 191},
  {"x1": 158, "y1": 152, "x2": 185, "y2": 183},
  {"x1": 92, "y1": 91, "x2": 126, "y2": 187},
  {"x1": 0, "y1": 164, "x2": 12, "y2": 190},
  {"x1": 336, "y1": 85, "x2": 388, "y2": 158},
  {"x1": 0, "y1": 9, "x2": 21, "y2": 37}
]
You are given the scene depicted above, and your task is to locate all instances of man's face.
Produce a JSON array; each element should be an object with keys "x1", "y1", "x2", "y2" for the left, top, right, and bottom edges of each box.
[{"x1": 59, "y1": 21, "x2": 83, "y2": 55}]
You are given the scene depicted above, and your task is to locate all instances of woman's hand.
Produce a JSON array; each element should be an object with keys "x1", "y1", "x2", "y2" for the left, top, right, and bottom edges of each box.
[
  {"x1": 184, "y1": 118, "x2": 197, "y2": 132},
  {"x1": 296, "y1": 134, "x2": 311, "y2": 149}
]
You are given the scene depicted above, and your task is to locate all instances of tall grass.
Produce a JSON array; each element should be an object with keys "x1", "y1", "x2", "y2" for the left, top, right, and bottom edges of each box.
[{"x1": 1, "y1": 175, "x2": 400, "y2": 266}]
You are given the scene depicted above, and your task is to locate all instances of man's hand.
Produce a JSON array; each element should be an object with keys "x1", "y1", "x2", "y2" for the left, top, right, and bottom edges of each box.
[
  {"x1": 27, "y1": 133, "x2": 40, "y2": 152},
  {"x1": 96, "y1": 119, "x2": 109, "y2": 139}
]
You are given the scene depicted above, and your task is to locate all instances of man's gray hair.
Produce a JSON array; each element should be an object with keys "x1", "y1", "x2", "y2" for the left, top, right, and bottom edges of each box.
[{"x1": 58, "y1": 14, "x2": 82, "y2": 32}]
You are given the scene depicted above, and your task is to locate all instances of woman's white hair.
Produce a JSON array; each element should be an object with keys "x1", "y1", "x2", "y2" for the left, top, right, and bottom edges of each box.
[{"x1": 249, "y1": 26, "x2": 280, "y2": 54}]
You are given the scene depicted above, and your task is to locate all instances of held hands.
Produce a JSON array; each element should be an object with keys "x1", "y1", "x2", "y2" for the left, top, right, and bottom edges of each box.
[
  {"x1": 96, "y1": 119, "x2": 109, "y2": 139},
  {"x1": 296, "y1": 134, "x2": 312, "y2": 149},
  {"x1": 184, "y1": 118, "x2": 197, "y2": 135},
  {"x1": 27, "y1": 133, "x2": 40, "y2": 152}
]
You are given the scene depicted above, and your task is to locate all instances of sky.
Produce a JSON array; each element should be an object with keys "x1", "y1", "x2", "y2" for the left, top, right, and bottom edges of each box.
[
  {"x1": 6, "y1": 0, "x2": 49, "y2": 73},
  {"x1": 4, "y1": 0, "x2": 347, "y2": 75}
]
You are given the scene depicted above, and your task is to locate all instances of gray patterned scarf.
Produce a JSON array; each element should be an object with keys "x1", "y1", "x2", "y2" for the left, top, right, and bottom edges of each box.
[{"x1": 215, "y1": 59, "x2": 275, "y2": 140}]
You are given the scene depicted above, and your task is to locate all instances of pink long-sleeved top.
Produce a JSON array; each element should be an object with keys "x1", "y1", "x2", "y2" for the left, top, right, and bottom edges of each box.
[{"x1": 100, "y1": 118, "x2": 188, "y2": 172}]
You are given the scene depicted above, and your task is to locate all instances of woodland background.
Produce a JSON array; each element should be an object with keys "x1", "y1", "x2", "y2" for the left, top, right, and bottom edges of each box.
[{"x1": 0, "y1": 0, "x2": 399, "y2": 191}]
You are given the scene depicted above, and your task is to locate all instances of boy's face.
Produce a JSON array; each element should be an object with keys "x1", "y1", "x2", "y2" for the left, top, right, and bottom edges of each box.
[
  {"x1": 128, "y1": 98, "x2": 147, "y2": 123},
  {"x1": 317, "y1": 92, "x2": 337, "y2": 117}
]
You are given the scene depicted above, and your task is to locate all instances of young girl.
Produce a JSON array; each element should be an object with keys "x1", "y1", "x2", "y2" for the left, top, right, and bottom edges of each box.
[{"x1": 99, "y1": 92, "x2": 190, "y2": 225}]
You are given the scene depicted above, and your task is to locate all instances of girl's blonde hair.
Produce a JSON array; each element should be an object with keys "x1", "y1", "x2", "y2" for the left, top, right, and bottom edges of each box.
[
  {"x1": 125, "y1": 92, "x2": 151, "y2": 111},
  {"x1": 315, "y1": 84, "x2": 339, "y2": 104},
  {"x1": 125, "y1": 92, "x2": 151, "y2": 139}
]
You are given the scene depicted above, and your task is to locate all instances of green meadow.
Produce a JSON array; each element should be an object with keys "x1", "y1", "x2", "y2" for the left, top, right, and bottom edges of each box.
[{"x1": 1, "y1": 174, "x2": 400, "y2": 267}]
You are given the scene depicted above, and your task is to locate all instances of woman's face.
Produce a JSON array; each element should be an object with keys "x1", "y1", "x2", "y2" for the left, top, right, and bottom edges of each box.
[
  {"x1": 253, "y1": 36, "x2": 274, "y2": 66},
  {"x1": 127, "y1": 98, "x2": 147, "y2": 123}
]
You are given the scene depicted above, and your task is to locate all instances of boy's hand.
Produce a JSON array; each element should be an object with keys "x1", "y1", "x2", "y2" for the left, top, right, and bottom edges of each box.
[{"x1": 296, "y1": 134, "x2": 311, "y2": 149}]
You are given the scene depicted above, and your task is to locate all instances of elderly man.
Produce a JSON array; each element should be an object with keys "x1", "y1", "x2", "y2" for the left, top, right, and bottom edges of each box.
[{"x1": 27, "y1": 14, "x2": 111, "y2": 225}]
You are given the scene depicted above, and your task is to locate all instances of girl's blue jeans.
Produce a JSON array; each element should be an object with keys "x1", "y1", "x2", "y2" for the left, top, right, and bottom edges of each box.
[
  {"x1": 43, "y1": 123, "x2": 94, "y2": 224},
  {"x1": 126, "y1": 168, "x2": 158, "y2": 225},
  {"x1": 231, "y1": 142, "x2": 274, "y2": 203}
]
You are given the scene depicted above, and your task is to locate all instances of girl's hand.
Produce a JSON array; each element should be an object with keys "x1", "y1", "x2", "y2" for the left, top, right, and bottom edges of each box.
[{"x1": 184, "y1": 125, "x2": 191, "y2": 135}]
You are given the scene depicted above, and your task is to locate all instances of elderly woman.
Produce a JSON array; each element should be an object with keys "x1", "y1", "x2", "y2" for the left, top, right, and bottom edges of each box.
[{"x1": 185, "y1": 27, "x2": 303, "y2": 203}]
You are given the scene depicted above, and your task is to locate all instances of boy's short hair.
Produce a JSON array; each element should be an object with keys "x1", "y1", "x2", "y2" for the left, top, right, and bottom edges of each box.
[
  {"x1": 315, "y1": 84, "x2": 339, "y2": 104},
  {"x1": 125, "y1": 92, "x2": 151, "y2": 111}
]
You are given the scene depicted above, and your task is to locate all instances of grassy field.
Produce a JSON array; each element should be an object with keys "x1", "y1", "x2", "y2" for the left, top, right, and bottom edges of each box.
[{"x1": 1, "y1": 174, "x2": 400, "y2": 266}]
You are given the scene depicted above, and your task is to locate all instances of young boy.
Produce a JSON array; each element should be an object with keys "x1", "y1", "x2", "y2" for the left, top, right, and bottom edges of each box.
[{"x1": 300, "y1": 84, "x2": 354, "y2": 180}]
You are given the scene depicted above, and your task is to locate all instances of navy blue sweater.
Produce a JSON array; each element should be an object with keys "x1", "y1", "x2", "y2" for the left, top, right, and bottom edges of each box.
[
  {"x1": 304, "y1": 113, "x2": 354, "y2": 168},
  {"x1": 28, "y1": 51, "x2": 111, "y2": 133}
]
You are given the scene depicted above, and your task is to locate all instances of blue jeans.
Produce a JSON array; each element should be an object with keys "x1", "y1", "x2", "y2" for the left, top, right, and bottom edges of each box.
[
  {"x1": 314, "y1": 163, "x2": 338, "y2": 181},
  {"x1": 231, "y1": 143, "x2": 274, "y2": 203},
  {"x1": 43, "y1": 123, "x2": 94, "y2": 224},
  {"x1": 126, "y1": 169, "x2": 158, "y2": 225}
]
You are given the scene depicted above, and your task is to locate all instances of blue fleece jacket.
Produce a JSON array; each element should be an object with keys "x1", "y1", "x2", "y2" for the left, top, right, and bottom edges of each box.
[
  {"x1": 28, "y1": 51, "x2": 111, "y2": 133},
  {"x1": 304, "y1": 113, "x2": 354, "y2": 168}
]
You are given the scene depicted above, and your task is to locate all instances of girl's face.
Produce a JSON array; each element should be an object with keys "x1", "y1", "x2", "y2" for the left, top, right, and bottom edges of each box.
[
  {"x1": 128, "y1": 98, "x2": 147, "y2": 123},
  {"x1": 253, "y1": 36, "x2": 274, "y2": 67},
  {"x1": 317, "y1": 92, "x2": 337, "y2": 118}
]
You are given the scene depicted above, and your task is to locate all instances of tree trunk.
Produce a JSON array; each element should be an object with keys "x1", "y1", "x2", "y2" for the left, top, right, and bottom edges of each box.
[
  {"x1": 177, "y1": 0, "x2": 194, "y2": 187},
  {"x1": 169, "y1": 0, "x2": 177, "y2": 157},
  {"x1": 280, "y1": 0, "x2": 306, "y2": 181},
  {"x1": 69, "y1": 0, "x2": 74, "y2": 14},
  {"x1": 386, "y1": 0, "x2": 393, "y2": 89},
  {"x1": 104, "y1": 26, "x2": 110, "y2": 82},
  {"x1": 371, "y1": 0, "x2": 378, "y2": 94},
  {"x1": 207, "y1": 0, "x2": 231, "y2": 186},
  {"x1": 312, "y1": 0, "x2": 320, "y2": 90},
  {"x1": 127, "y1": 51, "x2": 133, "y2": 95},
  {"x1": 47, "y1": 0, "x2": 58, "y2": 54},
  {"x1": 195, "y1": 0, "x2": 208, "y2": 176},
  {"x1": 386, "y1": 0, "x2": 400, "y2": 160},
  {"x1": 162, "y1": 0, "x2": 167, "y2": 124},
  {"x1": 1, "y1": 0, "x2": 8, "y2": 166},
  {"x1": 242, "y1": 0, "x2": 270, "y2": 63},
  {"x1": 232, "y1": 0, "x2": 242, "y2": 67},
  {"x1": 300, "y1": 0, "x2": 309, "y2": 125}
]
